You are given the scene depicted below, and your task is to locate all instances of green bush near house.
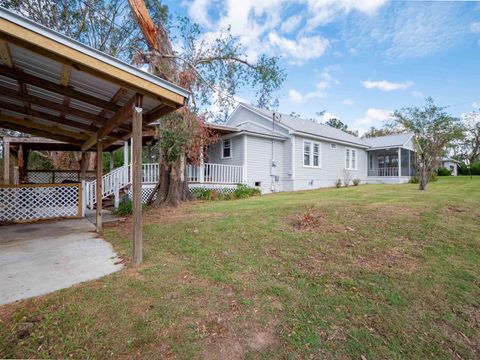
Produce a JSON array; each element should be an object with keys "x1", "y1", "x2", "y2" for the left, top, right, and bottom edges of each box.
[
  {"x1": 436, "y1": 167, "x2": 452, "y2": 176},
  {"x1": 190, "y1": 184, "x2": 260, "y2": 201},
  {"x1": 458, "y1": 161, "x2": 480, "y2": 175}
]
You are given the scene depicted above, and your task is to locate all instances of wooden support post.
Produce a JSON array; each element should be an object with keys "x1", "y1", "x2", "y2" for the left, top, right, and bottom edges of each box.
[
  {"x1": 398, "y1": 147, "x2": 401, "y2": 178},
  {"x1": 110, "y1": 152, "x2": 114, "y2": 172},
  {"x1": 96, "y1": 142, "x2": 103, "y2": 232},
  {"x1": 132, "y1": 97, "x2": 143, "y2": 266},
  {"x1": 80, "y1": 151, "x2": 87, "y2": 181},
  {"x1": 123, "y1": 141, "x2": 128, "y2": 167},
  {"x1": 3, "y1": 139, "x2": 9, "y2": 185},
  {"x1": 17, "y1": 144, "x2": 24, "y2": 182}
]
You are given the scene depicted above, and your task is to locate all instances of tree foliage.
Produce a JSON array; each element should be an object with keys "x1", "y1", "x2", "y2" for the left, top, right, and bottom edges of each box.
[
  {"x1": 362, "y1": 126, "x2": 400, "y2": 138},
  {"x1": 392, "y1": 97, "x2": 464, "y2": 190},
  {"x1": 323, "y1": 118, "x2": 358, "y2": 137}
]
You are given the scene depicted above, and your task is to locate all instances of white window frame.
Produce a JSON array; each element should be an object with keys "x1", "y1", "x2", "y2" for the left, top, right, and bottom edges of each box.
[
  {"x1": 221, "y1": 138, "x2": 232, "y2": 159},
  {"x1": 345, "y1": 147, "x2": 358, "y2": 170},
  {"x1": 303, "y1": 139, "x2": 321, "y2": 168}
]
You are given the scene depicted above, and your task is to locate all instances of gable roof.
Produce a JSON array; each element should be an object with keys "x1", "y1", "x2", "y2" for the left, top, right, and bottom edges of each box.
[
  {"x1": 362, "y1": 133, "x2": 414, "y2": 149},
  {"x1": 238, "y1": 103, "x2": 369, "y2": 148},
  {"x1": 236, "y1": 121, "x2": 288, "y2": 139}
]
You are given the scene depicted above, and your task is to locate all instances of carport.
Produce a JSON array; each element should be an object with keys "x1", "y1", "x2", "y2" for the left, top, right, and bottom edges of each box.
[
  {"x1": 0, "y1": 219, "x2": 122, "y2": 305},
  {"x1": 0, "y1": 8, "x2": 189, "y2": 266}
]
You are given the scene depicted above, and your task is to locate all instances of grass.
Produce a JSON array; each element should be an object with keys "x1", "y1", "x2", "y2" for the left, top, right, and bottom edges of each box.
[{"x1": 1, "y1": 177, "x2": 480, "y2": 359}]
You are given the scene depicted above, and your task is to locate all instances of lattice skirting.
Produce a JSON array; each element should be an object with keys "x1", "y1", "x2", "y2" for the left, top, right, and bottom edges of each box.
[
  {"x1": 0, "y1": 184, "x2": 80, "y2": 222},
  {"x1": 28, "y1": 172, "x2": 96, "y2": 184},
  {"x1": 126, "y1": 183, "x2": 238, "y2": 203}
]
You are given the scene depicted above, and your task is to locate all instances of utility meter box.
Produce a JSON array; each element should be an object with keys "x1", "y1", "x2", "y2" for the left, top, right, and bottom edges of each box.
[{"x1": 270, "y1": 160, "x2": 278, "y2": 176}]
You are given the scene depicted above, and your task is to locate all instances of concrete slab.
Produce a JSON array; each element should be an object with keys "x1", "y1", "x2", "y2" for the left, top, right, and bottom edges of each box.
[{"x1": 0, "y1": 219, "x2": 123, "y2": 305}]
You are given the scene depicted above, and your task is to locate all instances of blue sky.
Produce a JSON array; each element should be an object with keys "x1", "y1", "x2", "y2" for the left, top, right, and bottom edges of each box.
[{"x1": 169, "y1": 0, "x2": 480, "y2": 133}]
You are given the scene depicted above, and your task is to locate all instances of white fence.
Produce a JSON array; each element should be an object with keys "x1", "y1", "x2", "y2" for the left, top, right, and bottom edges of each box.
[
  {"x1": 85, "y1": 162, "x2": 244, "y2": 209},
  {"x1": 0, "y1": 183, "x2": 82, "y2": 223},
  {"x1": 368, "y1": 167, "x2": 399, "y2": 177}
]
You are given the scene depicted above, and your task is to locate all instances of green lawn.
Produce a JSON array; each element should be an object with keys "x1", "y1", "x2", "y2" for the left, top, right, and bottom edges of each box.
[{"x1": 1, "y1": 177, "x2": 480, "y2": 359}]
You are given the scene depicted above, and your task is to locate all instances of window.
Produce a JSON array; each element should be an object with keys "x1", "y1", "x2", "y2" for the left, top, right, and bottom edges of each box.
[
  {"x1": 313, "y1": 144, "x2": 320, "y2": 166},
  {"x1": 345, "y1": 147, "x2": 357, "y2": 170},
  {"x1": 304, "y1": 141, "x2": 311, "y2": 166},
  {"x1": 369, "y1": 153, "x2": 373, "y2": 170},
  {"x1": 303, "y1": 140, "x2": 321, "y2": 167},
  {"x1": 222, "y1": 138, "x2": 231, "y2": 158}
]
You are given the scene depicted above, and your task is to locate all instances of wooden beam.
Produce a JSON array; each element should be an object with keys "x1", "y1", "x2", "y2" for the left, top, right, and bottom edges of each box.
[
  {"x1": 2, "y1": 138, "x2": 9, "y2": 184},
  {"x1": 99, "y1": 87, "x2": 128, "y2": 118},
  {"x1": 0, "y1": 121, "x2": 84, "y2": 146},
  {"x1": 0, "y1": 99, "x2": 98, "y2": 133},
  {"x1": 132, "y1": 95, "x2": 143, "y2": 266},
  {"x1": 145, "y1": 104, "x2": 176, "y2": 123},
  {"x1": 0, "y1": 39, "x2": 13, "y2": 67},
  {"x1": 0, "y1": 21, "x2": 186, "y2": 105},
  {"x1": 0, "y1": 85, "x2": 108, "y2": 124},
  {"x1": 0, "y1": 64, "x2": 121, "y2": 112},
  {"x1": 59, "y1": 64, "x2": 72, "y2": 119},
  {"x1": 96, "y1": 142, "x2": 102, "y2": 232},
  {"x1": 82, "y1": 95, "x2": 136, "y2": 151},
  {"x1": 0, "y1": 113, "x2": 90, "y2": 141}
]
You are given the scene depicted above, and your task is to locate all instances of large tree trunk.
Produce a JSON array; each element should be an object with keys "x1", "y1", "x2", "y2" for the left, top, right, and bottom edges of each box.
[{"x1": 418, "y1": 160, "x2": 427, "y2": 191}]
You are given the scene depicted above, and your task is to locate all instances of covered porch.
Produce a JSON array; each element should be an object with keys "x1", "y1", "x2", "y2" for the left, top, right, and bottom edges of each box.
[
  {"x1": 367, "y1": 148, "x2": 416, "y2": 183},
  {"x1": 0, "y1": 8, "x2": 189, "y2": 266}
]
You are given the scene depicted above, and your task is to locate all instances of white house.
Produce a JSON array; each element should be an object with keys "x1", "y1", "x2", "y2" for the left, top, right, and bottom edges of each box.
[
  {"x1": 440, "y1": 158, "x2": 459, "y2": 176},
  {"x1": 207, "y1": 103, "x2": 416, "y2": 193}
]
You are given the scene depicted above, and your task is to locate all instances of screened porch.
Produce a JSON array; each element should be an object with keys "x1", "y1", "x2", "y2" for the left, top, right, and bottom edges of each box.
[{"x1": 367, "y1": 148, "x2": 416, "y2": 177}]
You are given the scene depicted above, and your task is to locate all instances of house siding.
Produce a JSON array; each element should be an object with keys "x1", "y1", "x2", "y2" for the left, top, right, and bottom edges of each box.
[
  {"x1": 293, "y1": 135, "x2": 367, "y2": 190},
  {"x1": 207, "y1": 135, "x2": 244, "y2": 166},
  {"x1": 244, "y1": 135, "x2": 288, "y2": 193}
]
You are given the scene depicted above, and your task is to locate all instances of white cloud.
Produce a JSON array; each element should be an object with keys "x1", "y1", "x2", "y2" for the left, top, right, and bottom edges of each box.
[
  {"x1": 352, "y1": 108, "x2": 393, "y2": 134},
  {"x1": 268, "y1": 32, "x2": 329, "y2": 64},
  {"x1": 343, "y1": 2, "x2": 468, "y2": 59},
  {"x1": 305, "y1": 0, "x2": 387, "y2": 30},
  {"x1": 362, "y1": 80, "x2": 414, "y2": 91},
  {"x1": 471, "y1": 22, "x2": 480, "y2": 33},
  {"x1": 342, "y1": 98, "x2": 354, "y2": 105},
  {"x1": 281, "y1": 14, "x2": 302, "y2": 33},
  {"x1": 319, "y1": 111, "x2": 339, "y2": 122},
  {"x1": 473, "y1": 101, "x2": 480, "y2": 109},
  {"x1": 187, "y1": 0, "x2": 213, "y2": 27},
  {"x1": 287, "y1": 66, "x2": 338, "y2": 102},
  {"x1": 411, "y1": 90, "x2": 425, "y2": 98}
]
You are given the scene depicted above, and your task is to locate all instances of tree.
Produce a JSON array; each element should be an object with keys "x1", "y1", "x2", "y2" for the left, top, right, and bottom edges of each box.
[
  {"x1": 323, "y1": 118, "x2": 359, "y2": 137},
  {"x1": 452, "y1": 111, "x2": 480, "y2": 164},
  {"x1": 392, "y1": 97, "x2": 463, "y2": 190},
  {"x1": 362, "y1": 126, "x2": 399, "y2": 138},
  {"x1": 128, "y1": 0, "x2": 285, "y2": 205}
]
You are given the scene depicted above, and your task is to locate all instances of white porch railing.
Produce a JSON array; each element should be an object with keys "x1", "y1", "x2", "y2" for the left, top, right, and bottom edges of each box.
[
  {"x1": 85, "y1": 162, "x2": 243, "y2": 209},
  {"x1": 368, "y1": 167, "x2": 399, "y2": 177},
  {"x1": 187, "y1": 163, "x2": 244, "y2": 184}
]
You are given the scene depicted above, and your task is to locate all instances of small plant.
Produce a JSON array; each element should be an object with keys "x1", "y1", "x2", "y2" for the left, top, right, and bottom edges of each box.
[
  {"x1": 112, "y1": 198, "x2": 147, "y2": 216},
  {"x1": 343, "y1": 169, "x2": 352, "y2": 187},
  {"x1": 335, "y1": 179, "x2": 342, "y2": 188},
  {"x1": 295, "y1": 205, "x2": 321, "y2": 230},
  {"x1": 353, "y1": 178, "x2": 360, "y2": 186}
]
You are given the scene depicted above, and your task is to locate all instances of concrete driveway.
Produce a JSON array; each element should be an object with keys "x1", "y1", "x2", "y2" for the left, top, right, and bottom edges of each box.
[{"x1": 0, "y1": 219, "x2": 123, "y2": 305}]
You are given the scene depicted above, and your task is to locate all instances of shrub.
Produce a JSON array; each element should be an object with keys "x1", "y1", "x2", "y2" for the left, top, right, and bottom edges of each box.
[
  {"x1": 353, "y1": 179, "x2": 360, "y2": 186},
  {"x1": 458, "y1": 161, "x2": 480, "y2": 175},
  {"x1": 436, "y1": 167, "x2": 451, "y2": 176},
  {"x1": 409, "y1": 173, "x2": 437, "y2": 184},
  {"x1": 191, "y1": 184, "x2": 260, "y2": 201},
  {"x1": 190, "y1": 187, "x2": 213, "y2": 200},
  {"x1": 232, "y1": 184, "x2": 261, "y2": 199},
  {"x1": 335, "y1": 179, "x2": 342, "y2": 188},
  {"x1": 112, "y1": 198, "x2": 147, "y2": 216}
]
